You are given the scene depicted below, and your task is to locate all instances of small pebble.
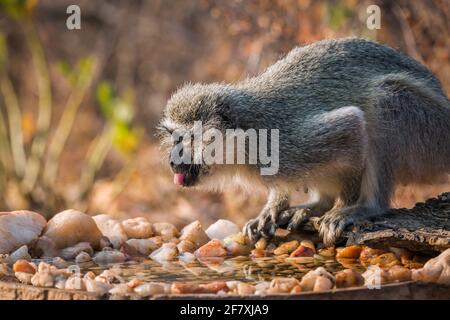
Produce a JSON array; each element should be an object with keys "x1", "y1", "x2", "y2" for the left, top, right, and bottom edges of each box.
[
  {"x1": 274, "y1": 240, "x2": 299, "y2": 255},
  {"x1": 121, "y1": 217, "x2": 153, "y2": 239},
  {"x1": 336, "y1": 245, "x2": 363, "y2": 260},
  {"x1": 205, "y1": 219, "x2": 240, "y2": 241},
  {"x1": 127, "y1": 238, "x2": 161, "y2": 255},
  {"x1": 152, "y1": 222, "x2": 178, "y2": 240},
  {"x1": 15, "y1": 272, "x2": 33, "y2": 284},
  {"x1": 13, "y1": 259, "x2": 36, "y2": 274},
  {"x1": 134, "y1": 282, "x2": 166, "y2": 297},
  {"x1": 335, "y1": 269, "x2": 364, "y2": 288},
  {"x1": 313, "y1": 276, "x2": 333, "y2": 292},
  {"x1": 75, "y1": 252, "x2": 92, "y2": 264},
  {"x1": 93, "y1": 249, "x2": 126, "y2": 264},
  {"x1": 149, "y1": 243, "x2": 178, "y2": 263},
  {"x1": 60, "y1": 242, "x2": 93, "y2": 260},
  {"x1": 65, "y1": 275, "x2": 86, "y2": 291},
  {"x1": 255, "y1": 238, "x2": 267, "y2": 250},
  {"x1": 179, "y1": 221, "x2": 210, "y2": 247},
  {"x1": 194, "y1": 239, "x2": 227, "y2": 258}
]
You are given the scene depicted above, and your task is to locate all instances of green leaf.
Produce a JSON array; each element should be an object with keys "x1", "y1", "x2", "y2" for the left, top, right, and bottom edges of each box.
[
  {"x1": 96, "y1": 81, "x2": 114, "y2": 120},
  {"x1": 0, "y1": 0, "x2": 36, "y2": 19},
  {"x1": 0, "y1": 32, "x2": 8, "y2": 68}
]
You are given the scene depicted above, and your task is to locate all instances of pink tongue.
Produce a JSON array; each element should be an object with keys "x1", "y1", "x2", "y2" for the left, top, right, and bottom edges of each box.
[{"x1": 174, "y1": 173, "x2": 186, "y2": 186}]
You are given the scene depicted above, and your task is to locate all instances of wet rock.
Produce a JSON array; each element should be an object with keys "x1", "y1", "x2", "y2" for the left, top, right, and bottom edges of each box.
[
  {"x1": 290, "y1": 285, "x2": 302, "y2": 294},
  {"x1": 223, "y1": 233, "x2": 251, "y2": 256},
  {"x1": 179, "y1": 221, "x2": 210, "y2": 247},
  {"x1": 412, "y1": 249, "x2": 450, "y2": 285},
  {"x1": 255, "y1": 238, "x2": 267, "y2": 250},
  {"x1": 15, "y1": 271, "x2": 33, "y2": 284},
  {"x1": 93, "y1": 249, "x2": 126, "y2": 264},
  {"x1": 300, "y1": 267, "x2": 335, "y2": 292},
  {"x1": 75, "y1": 252, "x2": 92, "y2": 264},
  {"x1": 318, "y1": 247, "x2": 336, "y2": 257},
  {"x1": 336, "y1": 245, "x2": 363, "y2": 260},
  {"x1": 84, "y1": 277, "x2": 113, "y2": 295},
  {"x1": 267, "y1": 277, "x2": 301, "y2": 294},
  {"x1": 178, "y1": 252, "x2": 196, "y2": 263},
  {"x1": 313, "y1": 276, "x2": 333, "y2": 292},
  {"x1": 149, "y1": 243, "x2": 178, "y2": 263},
  {"x1": 250, "y1": 248, "x2": 267, "y2": 258},
  {"x1": 134, "y1": 282, "x2": 167, "y2": 297},
  {"x1": 359, "y1": 247, "x2": 387, "y2": 267},
  {"x1": 369, "y1": 252, "x2": 401, "y2": 268},
  {"x1": 60, "y1": 242, "x2": 94, "y2": 260},
  {"x1": 177, "y1": 240, "x2": 197, "y2": 253},
  {"x1": 290, "y1": 245, "x2": 315, "y2": 258},
  {"x1": 126, "y1": 238, "x2": 161, "y2": 255},
  {"x1": 362, "y1": 265, "x2": 390, "y2": 288},
  {"x1": 95, "y1": 268, "x2": 123, "y2": 284},
  {"x1": 274, "y1": 240, "x2": 299, "y2": 255},
  {"x1": 237, "y1": 282, "x2": 255, "y2": 295},
  {"x1": 31, "y1": 262, "x2": 54, "y2": 288},
  {"x1": 54, "y1": 277, "x2": 67, "y2": 290},
  {"x1": 152, "y1": 222, "x2": 178, "y2": 240},
  {"x1": 387, "y1": 265, "x2": 412, "y2": 282},
  {"x1": 13, "y1": 259, "x2": 36, "y2": 274},
  {"x1": 109, "y1": 283, "x2": 133, "y2": 296},
  {"x1": 171, "y1": 281, "x2": 228, "y2": 294},
  {"x1": 93, "y1": 214, "x2": 127, "y2": 249},
  {"x1": 0, "y1": 210, "x2": 47, "y2": 254},
  {"x1": 286, "y1": 256, "x2": 315, "y2": 264},
  {"x1": 0, "y1": 263, "x2": 12, "y2": 277},
  {"x1": 335, "y1": 269, "x2": 364, "y2": 288},
  {"x1": 225, "y1": 241, "x2": 251, "y2": 256},
  {"x1": 43, "y1": 210, "x2": 102, "y2": 249},
  {"x1": 31, "y1": 236, "x2": 59, "y2": 258},
  {"x1": 194, "y1": 239, "x2": 227, "y2": 258},
  {"x1": 65, "y1": 275, "x2": 86, "y2": 291},
  {"x1": 205, "y1": 219, "x2": 240, "y2": 241},
  {"x1": 6, "y1": 245, "x2": 31, "y2": 264},
  {"x1": 121, "y1": 217, "x2": 153, "y2": 239},
  {"x1": 52, "y1": 257, "x2": 69, "y2": 269}
]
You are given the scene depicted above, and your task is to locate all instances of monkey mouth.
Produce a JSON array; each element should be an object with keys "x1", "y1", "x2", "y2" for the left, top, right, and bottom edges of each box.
[{"x1": 172, "y1": 165, "x2": 201, "y2": 187}]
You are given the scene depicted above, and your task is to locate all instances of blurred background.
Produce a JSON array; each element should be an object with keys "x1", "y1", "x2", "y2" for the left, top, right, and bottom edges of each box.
[{"x1": 0, "y1": 0, "x2": 449, "y2": 229}]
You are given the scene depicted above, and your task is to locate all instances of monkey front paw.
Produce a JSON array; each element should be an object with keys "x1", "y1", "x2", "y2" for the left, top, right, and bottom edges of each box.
[
  {"x1": 243, "y1": 212, "x2": 277, "y2": 242},
  {"x1": 276, "y1": 207, "x2": 314, "y2": 231},
  {"x1": 318, "y1": 206, "x2": 381, "y2": 246},
  {"x1": 319, "y1": 209, "x2": 354, "y2": 247}
]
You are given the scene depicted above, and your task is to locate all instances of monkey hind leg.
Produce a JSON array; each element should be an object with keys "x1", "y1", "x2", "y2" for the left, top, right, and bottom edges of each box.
[{"x1": 373, "y1": 75, "x2": 450, "y2": 184}]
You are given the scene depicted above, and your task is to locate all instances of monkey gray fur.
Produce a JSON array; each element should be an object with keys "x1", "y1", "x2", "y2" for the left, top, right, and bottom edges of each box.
[{"x1": 159, "y1": 37, "x2": 450, "y2": 246}]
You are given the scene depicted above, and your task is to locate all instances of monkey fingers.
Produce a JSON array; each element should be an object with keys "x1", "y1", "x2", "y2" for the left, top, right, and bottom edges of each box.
[{"x1": 319, "y1": 206, "x2": 378, "y2": 246}]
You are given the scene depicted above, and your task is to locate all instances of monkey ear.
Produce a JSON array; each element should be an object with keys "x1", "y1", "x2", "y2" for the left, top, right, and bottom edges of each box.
[{"x1": 217, "y1": 101, "x2": 238, "y2": 128}]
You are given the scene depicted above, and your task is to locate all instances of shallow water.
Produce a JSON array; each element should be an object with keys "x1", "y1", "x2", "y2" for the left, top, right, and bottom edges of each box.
[{"x1": 66, "y1": 255, "x2": 364, "y2": 284}]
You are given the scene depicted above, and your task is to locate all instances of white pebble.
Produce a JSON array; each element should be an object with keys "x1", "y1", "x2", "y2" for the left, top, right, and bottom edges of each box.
[
  {"x1": 149, "y1": 243, "x2": 178, "y2": 263},
  {"x1": 93, "y1": 249, "x2": 126, "y2": 264},
  {"x1": 121, "y1": 217, "x2": 153, "y2": 239},
  {"x1": 205, "y1": 219, "x2": 240, "y2": 241}
]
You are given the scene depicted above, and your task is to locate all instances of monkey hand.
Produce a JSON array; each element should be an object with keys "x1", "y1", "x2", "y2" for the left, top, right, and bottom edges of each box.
[{"x1": 243, "y1": 209, "x2": 278, "y2": 242}]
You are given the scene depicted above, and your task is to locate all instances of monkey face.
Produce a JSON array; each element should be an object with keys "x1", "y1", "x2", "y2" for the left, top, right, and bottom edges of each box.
[
  {"x1": 157, "y1": 118, "x2": 216, "y2": 188},
  {"x1": 158, "y1": 83, "x2": 235, "y2": 188}
]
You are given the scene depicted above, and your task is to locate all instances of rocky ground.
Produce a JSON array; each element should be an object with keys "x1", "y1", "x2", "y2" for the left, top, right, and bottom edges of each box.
[{"x1": 1, "y1": 195, "x2": 450, "y2": 299}]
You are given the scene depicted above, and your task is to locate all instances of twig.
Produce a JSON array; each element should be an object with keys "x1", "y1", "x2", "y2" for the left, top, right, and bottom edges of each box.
[
  {"x1": 78, "y1": 126, "x2": 113, "y2": 202},
  {"x1": 393, "y1": 4, "x2": 424, "y2": 64},
  {"x1": 43, "y1": 59, "x2": 96, "y2": 188},
  {"x1": 0, "y1": 74, "x2": 27, "y2": 178},
  {"x1": 0, "y1": 105, "x2": 12, "y2": 174},
  {"x1": 21, "y1": 17, "x2": 52, "y2": 193}
]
